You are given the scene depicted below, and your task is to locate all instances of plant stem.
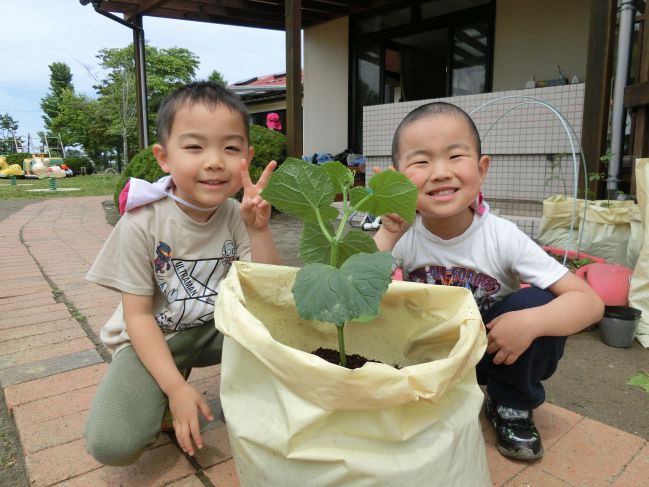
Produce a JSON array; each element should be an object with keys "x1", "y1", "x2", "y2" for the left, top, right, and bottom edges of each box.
[
  {"x1": 330, "y1": 242, "x2": 339, "y2": 267},
  {"x1": 314, "y1": 208, "x2": 334, "y2": 244},
  {"x1": 336, "y1": 324, "x2": 347, "y2": 367}
]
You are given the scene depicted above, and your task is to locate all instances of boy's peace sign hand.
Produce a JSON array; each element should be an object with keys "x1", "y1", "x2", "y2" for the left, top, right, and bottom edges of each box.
[{"x1": 240, "y1": 159, "x2": 277, "y2": 230}]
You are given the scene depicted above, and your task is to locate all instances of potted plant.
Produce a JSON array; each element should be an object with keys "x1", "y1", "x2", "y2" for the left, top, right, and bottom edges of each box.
[{"x1": 215, "y1": 158, "x2": 491, "y2": 486}]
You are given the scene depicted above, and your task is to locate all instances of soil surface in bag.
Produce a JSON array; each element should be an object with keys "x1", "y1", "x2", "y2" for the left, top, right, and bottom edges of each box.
[
  {"x1": 313, "y1": 347, "x2": 398, "y2": 369},
  {"x1": 546, "y1": 251, "x2": 593, "y2": 272}
]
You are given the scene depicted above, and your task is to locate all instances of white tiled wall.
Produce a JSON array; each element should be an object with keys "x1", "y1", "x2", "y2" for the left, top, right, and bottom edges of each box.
[{"x1": 363, "y1": 84, "x2": 585, "y2": 237}]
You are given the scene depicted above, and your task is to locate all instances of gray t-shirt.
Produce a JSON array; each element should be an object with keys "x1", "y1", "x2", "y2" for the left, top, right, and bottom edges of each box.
[{"x1": 86, "y1": 197, "x2": 250, "y2": 354}]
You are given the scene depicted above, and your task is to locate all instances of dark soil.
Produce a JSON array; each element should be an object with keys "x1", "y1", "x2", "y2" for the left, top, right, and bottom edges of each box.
[
  {"x1": 312, "y1": 347, "x2": 382, "y2": 369},
  {"x1": 546, "y1": 250, "x2": 594, "y2": 272}
]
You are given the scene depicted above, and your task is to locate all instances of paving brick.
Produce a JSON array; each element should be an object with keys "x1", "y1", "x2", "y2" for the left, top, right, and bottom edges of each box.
[
  {"x1": 74, "y1": 299, "x2": 120, "y2": 312},
  {"x1": 49, "y1": 443, "x2": 195, "y2": 487},
  {"x1": 0, "y1": 284, "x2": 51, "y2": 299},
  {"x1": 194, "y1": 424, "x2": 232, "y2": 468},
  {"x1": 0, "y1": 291, "x2": 54, "y2": 308},
  {"x1": 0, "y1": 303, "x2": 72, "y2": 320},
  {"x1": 24, "y1": 438, "x2": 102, "y2": 487},
  {"x1": 0, "y1": 327, "x2": 86, "y2": 356},
  {"x1": 485, "y1": 442, "x2": 527, "y2": 486},
  {"x1": 203, "y1": 458, "x2": 240, "y2": 487},
  {"x1": 534, "y1": 402, "x2": 584, "y2": 450},
  {"x1": 0, "y1": 295, "x2": 57, "y2": 312},
  {"x1": 14, "y1": 385, "x2": 97, "y2": 428},
  {"x1": 0, "y1": 317, "x2": 78, "y2": 341},
  {"x1": 613, "y1": 442, "x2": 649, "y2": 487},
  {"x1": 504, "y1": 465, "x2": 570, "y2": 486},
  {"x1": 0, "y1": 307, "x2": 71, "y2": 328},
  {"x1": 0, "y1": 349, "x2": 103, "y2": 388},
  {"x1": 75, "y1": 305, "x2": 119, "y2": 319},
  {"x1": 0, "y1": 337, "x2": 93, "y2": 369},
  {"x1": 165, "y1": 475, "x2": 206, "y2": 486},
  {"x1": 5, "y1": 364, "x2": 107, "y2": 409},
  {"x1": 188, "y1": 364, "x2": 221, "y2": 382},
  {"x1": 540, "y1": 418, "x2": 646, "y2": 486},
  {"x1": 20, "y1": 409, "x2": 89, "y2": 454}
]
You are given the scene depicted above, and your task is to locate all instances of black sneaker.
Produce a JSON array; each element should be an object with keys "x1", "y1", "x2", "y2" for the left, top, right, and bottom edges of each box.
[{"x1": 485, "y1": 397, "x2": 543, "y2": 461}]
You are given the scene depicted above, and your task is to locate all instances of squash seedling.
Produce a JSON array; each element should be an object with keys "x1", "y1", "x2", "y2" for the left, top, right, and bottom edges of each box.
[{"x1": 260, "y1": 158, "x2": 417, "y2": 367}]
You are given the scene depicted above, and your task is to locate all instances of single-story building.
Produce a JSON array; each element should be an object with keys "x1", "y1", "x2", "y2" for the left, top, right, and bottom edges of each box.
[{"x1": 85, "y1": 0, "x2": 648, "y2": 211}]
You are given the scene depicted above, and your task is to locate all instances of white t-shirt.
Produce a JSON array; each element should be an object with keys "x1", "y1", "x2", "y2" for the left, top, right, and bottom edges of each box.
[
  {"x1": 393, "y1": 209, "x2": 567, "y2": 313},
  {"x1": 86, "y1": 197, "x2": 251, "y2": 354}
]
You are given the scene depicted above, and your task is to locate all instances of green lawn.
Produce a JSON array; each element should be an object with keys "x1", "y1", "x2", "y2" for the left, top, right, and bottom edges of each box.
[{"x1": 0, "y1": 174, "x2": 120, "y2": 200}]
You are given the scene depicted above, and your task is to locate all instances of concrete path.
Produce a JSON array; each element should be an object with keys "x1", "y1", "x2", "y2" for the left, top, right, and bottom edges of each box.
[{"x1": 1, "y1": 196, "x2": 647, "y2": 486}]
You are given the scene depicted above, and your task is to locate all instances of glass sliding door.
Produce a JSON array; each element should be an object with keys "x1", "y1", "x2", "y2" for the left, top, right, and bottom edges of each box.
[
  {"x1": 349, "y1": 1, "x2": 494, "y2": 151},
  {"x1": 451, "y1": 23, "x2": 489, "y2": 95}
]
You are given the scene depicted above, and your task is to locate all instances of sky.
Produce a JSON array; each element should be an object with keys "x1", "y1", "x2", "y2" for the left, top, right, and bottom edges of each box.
[{"x1": 0, "y1": 0, "x2": 287, "y2": 139}]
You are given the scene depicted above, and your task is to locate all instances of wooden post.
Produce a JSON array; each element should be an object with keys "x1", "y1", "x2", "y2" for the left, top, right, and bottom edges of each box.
[
  {"x1": 582, "y1": 0, "x2": 616, "y2": 199},
  {"x1": 286, "y1": 0, "x2": 303, "y2": 158}
]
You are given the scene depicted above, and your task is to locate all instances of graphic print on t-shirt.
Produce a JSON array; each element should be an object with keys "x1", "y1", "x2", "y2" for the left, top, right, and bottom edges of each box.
[
  {"x1": 153, "y1": 240, "x2": 239, "y2": 331},
  {"x1": 408, "y1": 265, "x2": 501, "y2": 312}
]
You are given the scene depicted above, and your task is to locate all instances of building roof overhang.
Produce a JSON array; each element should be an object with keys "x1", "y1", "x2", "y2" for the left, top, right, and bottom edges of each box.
[{"x1": 88, "y1": 0, "x2": 398, "y2": 30}]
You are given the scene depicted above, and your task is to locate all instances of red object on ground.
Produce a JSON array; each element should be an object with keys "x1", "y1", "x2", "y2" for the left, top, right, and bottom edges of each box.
[
  {"x1": 575, "y1": 263, "x2": 633, "y2": 306},
  {"x1": 542, "y1": 246, "x2": 606, "y2": 264}
]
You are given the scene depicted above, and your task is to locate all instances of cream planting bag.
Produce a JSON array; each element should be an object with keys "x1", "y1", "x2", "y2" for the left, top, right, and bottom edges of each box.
[
  {"x1": 215, "y1": 262, "x2": 490, "y2": 487},
  {"x1": 629, "y1": 158, "x2": 649, "y2": 348}
]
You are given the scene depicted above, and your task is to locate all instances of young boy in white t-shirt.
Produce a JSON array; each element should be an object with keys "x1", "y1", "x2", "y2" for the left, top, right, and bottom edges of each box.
[
  {"x1": 85, "y1": 81, "x2": 281, "y2": 465},
  {"x1": 375, "y1": 102, "x2": 604, "y2": 461}
]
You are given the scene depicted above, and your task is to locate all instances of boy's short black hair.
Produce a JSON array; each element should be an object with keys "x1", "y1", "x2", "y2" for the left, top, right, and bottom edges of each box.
[
  {"x1": 391, "y1": 102, "x2": 482, "y2": 167},
  {"x1": 156, "y1": 81, "x2": 250, "y2": 145}
]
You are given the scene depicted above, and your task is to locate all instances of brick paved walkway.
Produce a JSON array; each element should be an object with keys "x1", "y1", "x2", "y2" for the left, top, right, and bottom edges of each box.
[{"x1": 1, "y1": 196, "x2": 647, "y2": 486}]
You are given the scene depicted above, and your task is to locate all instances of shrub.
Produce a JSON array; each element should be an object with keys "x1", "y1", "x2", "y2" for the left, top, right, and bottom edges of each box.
[
  {"x1": 114, "y1": 146, "x2": 164, "y2": 206},
  {"x1": 64, "y1": 157, "x2": 95, "y2": 175},
  {"x1": 4, "y1": 152, "x2": 33, "y2": 165},
  {"x1": 250, "y1": 125, "x2": 287, "y2": 182}
]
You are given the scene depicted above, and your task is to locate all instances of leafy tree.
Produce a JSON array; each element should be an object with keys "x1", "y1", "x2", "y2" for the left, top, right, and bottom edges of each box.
[
  {"x1": 49, "y1": 88, "x2": 118, "y2": 167},
  {"x1": 93, "y1": 44, "x2": 199, "y2": 164},
  {"x1": 208, "y1": 69, "x2": 228, "y2": 86},
  {"x1": 0, "y1": 113, "x2": 19, "y2": 153},
  {"x1": 41, "y1": 62, "x2": 74, "y2": 131}
]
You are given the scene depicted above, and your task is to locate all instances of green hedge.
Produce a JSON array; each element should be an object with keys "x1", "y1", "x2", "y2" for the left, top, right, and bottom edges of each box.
[
  {"x1": 114, "y1": 126, "x2": 287, "y2": 206},
  {"x1": 3, "y1": 153, "x2": 32, "y2": 165},
  {"x1": 249, "y1": 125, "x2": 287, "y2": 183},
  {"x1": 63, "y1": 157, "x2": 95, "y2": 175}
]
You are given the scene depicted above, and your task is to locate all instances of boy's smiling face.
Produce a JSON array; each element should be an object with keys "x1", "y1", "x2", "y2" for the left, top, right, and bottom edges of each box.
[
  {"x1": 397, "y1": 113, "x2": 489, "y2": 239},
  {"x1": 153, "y1": 102, "x2": 253, "y2": 222}
]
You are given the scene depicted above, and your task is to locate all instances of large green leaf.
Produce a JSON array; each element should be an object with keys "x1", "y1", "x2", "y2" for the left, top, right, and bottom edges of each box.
[
  {"x1": 338, "y1": 230, "x2": 378, "y2": 265},
  {"x1": 292, "y1": 252, "x2": 395, "y2": 326},
  {"x1": 260, "y1": 158, "x2": 339, "y2": 222},
  {"x1": 350, "y1": 170, "x2": 418, "y2": 224},
  {"x1": 299, "y1": 222, "x2": 333, "y2": 265},
  {"x1": 321, "y1": 161, "x2": 354, "y2": 193}
]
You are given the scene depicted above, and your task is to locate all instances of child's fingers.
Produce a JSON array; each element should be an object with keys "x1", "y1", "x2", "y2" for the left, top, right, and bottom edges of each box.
[
  {"x1": 174, "y1": 421, "x2": 191, "y2": 454},
  {"x1": 256, "y1": 160, "x2": 277, "y2": 189},
  {"x1": 199, "y1": 399, "x2": 214, "y2": 422},
  {"x1": 372, "y1": 166, "x2": 395, "y2": 175},
  {"x1": 189, "y1": 418, "x2": 203, "y2": 452},
  {"x1": 240, "y1": 158, "x2": 252, "y2": 189}
]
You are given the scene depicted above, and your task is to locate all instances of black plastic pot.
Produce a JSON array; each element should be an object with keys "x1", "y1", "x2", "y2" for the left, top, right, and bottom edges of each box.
[{"x1": 599, "y1": 306, "x2": 642, "y2": 348}]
